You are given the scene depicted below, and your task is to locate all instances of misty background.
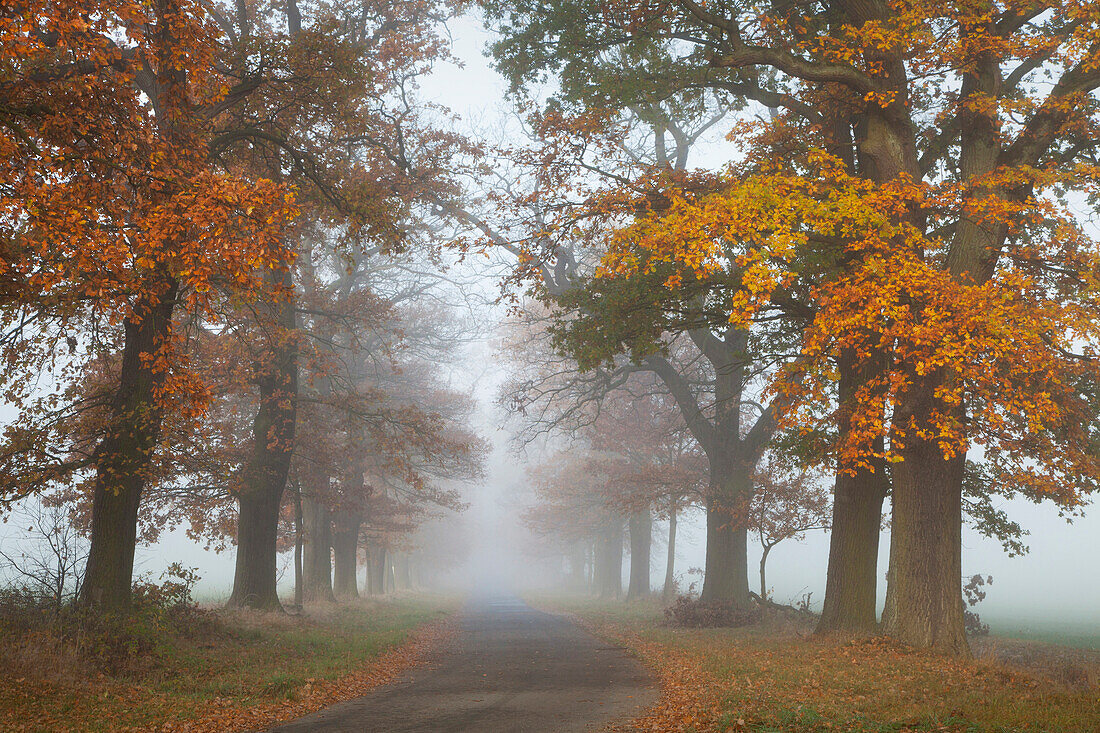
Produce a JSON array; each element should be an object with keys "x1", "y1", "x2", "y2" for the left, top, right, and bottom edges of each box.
[{"x1": 2, "y1": 11, "x2": 1097, "y2": 648}]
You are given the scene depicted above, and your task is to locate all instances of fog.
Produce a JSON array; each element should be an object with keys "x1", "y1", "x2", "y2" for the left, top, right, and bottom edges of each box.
[
  {"x1": 2, "y1": 9, "x2": 1098, "y2": 650},
  {"x1": 102, "y1": 329, "x2": 1100, "y2": 647}
]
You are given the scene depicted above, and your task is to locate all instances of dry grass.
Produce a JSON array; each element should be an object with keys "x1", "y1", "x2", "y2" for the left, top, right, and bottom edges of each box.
[
  {"x1": 535, "y1": 595, "x2": 1100, "y2": 733},
  {"x1": 0, "y1": 593, "x2": 459, "y2": 732}
]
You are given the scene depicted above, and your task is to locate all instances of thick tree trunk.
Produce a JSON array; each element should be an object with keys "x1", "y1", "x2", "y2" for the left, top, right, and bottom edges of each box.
[
  {"x1": 816, "y1": 471, "x2": 886, "y2": 632},
  {"x1": 228, "y1": 488, "x2": 286, "y2": 612},
  {"x1": 701, "y1": 461, "x2": 753, "y2": 609},
  {"x1": 662, "y1": 507, "x2": 678, "y2": 601},
  {"x1": 626, "y1": 510, "x2": 652, "y2": 600},
  {"x1": 227, "y1": 266, "x2": 297, "y2": 612},
  {"x1": 817, "y1": 349, "x2": 889, "y2": 634},
  {"x1": 301, "y1": 492, "x2": 335, "y2": 603},
  {"x1": 81, "y1": 275, "x2": 179, "y2": 610},
  {"x1": 880, "y1": 377, "x2": 969, "y2": 656},
  {"x1": 331, "y1": 511, "x2": 361, "y2": 600},
  {"x1": 368, "y1": 545, "x2": 386, "y2": 595}
]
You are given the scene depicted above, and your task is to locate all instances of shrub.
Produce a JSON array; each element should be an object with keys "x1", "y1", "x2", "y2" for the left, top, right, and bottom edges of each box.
[
  {"x1": 0, "y1": 563, "x2": 219, "y2": 676},
  {"x1": 663, "y1": 594, "x2": 762, "y2": 628}
]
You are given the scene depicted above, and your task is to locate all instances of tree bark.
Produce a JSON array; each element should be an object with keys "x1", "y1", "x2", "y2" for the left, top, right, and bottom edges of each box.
[
  {"x1": 817, "y1": 348, "x2": 889, "y2": 634},
  {"x1": 595, "y1": 521, "x2": 623, "y2": 599},
  {"x1": 293, "y1": 481, "x2": 303, "y2": 609},
  {"x1": 301, "y1": 491, "x2": 335, "y2": 603},
  {"x1": 396, "y1": 552, "x2": 413, "y2": 590},
  {"x1": 662, "y1": 506, "x2": 678, "y2": 601},
  {"x1": 880, "y1": 375, "x2": 969, "y2": 656},
  {"x1": 816, "y1": 469, "x2": 887, "y2": 633},
  {"x1": 227, "y1": 266, "x2": 297, "y2": 612},
  {"x1": 759, "y1": 544, "x2": 772, "y2": 600},
  {"x1": 331, "y1": 510, "x2": 362, "y2": 600},
  {"x1": 626, "y1": 510, "x2": 652, "y2": 600},
  {"x1": 368, "y1": 545, "x2": 386, "y2": 595},
  {"x1": 81, "y1": 275, "x2": 180, "y2": 610},
  {"x1": 701, "y1": 460, "x2": 753, "y2": 609}
]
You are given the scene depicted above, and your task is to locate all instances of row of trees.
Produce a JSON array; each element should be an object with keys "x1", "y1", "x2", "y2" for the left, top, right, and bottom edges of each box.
[
  {"x1": 483, "y1": 0, "x2": 1100, "y2": 656},
  {"x1": 1, "y1": 0, "x2": 484, "y2": 611},
  {"x1": 517, "y1": 374, "x2": 832, "y2": 604}
]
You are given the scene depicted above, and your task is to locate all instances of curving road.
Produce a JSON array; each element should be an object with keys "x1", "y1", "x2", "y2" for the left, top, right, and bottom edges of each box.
[{"x1": 268, "y1": 594, "x2": 655, "y2": 733}]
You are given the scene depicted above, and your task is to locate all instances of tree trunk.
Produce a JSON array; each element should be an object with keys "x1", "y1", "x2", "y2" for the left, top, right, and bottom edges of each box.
[
  {"x1": 701, "y1": 461, "x2": 753, "y2": 609},
  {"x1": 396, "y1": 553, "x2": 413, "y2": 589},
  {"x1": 759, "y1": 544, "x2": 772, "y2": 600},
  {"x1": 81, "y1": 275, "x2": 179, "y2": 610},
  {"x1": 567, "y1": 546, "x2": 587, "y2": 591},
  {"x1": 331, "y1": 511, "x2": 362, "y2": 600},
  {"x1": 880, "y1": 376, "x2": 969, "y2": 656},
  {"x1": 301, "y1": 492, "x2": 335, "y2": 603},
  {"x1": 368, "y1": 545, "x2": 386, "y2": 595},
  {"x1": 816, "y1": 470, "x2": 886, "y2": 633},
  {"x1": 662, "y1": 506, "x2": 678, "y2": 601},
  {"x1": 817, "y1": 349, "x2": 889, "y2": 634},
  {"x1": 293, "y1": 482, "x2": 303, "y2": 609},
  {"x1": 227, "y1": 265, "x2": 297, "y2": 612},
  {"x1": 595, "y1": 521, "x2": 623, "y2": 599},
  {"x1": 626, "y1": 510, "x2": 652, "y2": 600}
]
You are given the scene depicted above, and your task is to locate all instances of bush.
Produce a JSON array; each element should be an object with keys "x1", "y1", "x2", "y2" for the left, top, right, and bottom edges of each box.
[
  {"x1": 0, "y1": 563, "x2": 219, "y2": 676},
  {"x1": 663, "y1": 594, "x2": 762, "y2": 628}
]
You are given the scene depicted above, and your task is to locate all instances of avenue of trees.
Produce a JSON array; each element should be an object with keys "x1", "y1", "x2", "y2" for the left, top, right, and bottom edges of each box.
[
  {"x1": 1, "y1": 0, "x2": 485, "y2": 613},
  {"x1": 2, "y1": 0, "x2": 1099, "y2": 664},
  {"x1": 483, "y1": 0, "x2": 1100, "y2": 657}
]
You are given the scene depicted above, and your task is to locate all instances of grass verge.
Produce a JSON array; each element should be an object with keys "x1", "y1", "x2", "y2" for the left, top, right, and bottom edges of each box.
[
  {"x1": 532, "y1": 595, "x2": 1100, "y2": 733},
  {"x1": 0, "y1": 593, "x2": 458, "y2": 732}
]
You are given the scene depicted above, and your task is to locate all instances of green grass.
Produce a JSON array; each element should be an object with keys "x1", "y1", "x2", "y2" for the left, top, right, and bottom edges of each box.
[
  {"x1": 983, "y1": 617, "x2": 1100, "y2": 651},
  {"x1": 0, "y1": 594, "x2": 457, "y2": 732},
  {"x1": 534, "y1": 595, "x2": 1100, "y2": 733}
]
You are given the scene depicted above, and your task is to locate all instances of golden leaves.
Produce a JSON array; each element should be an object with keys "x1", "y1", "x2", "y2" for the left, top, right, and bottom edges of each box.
[{"x1": 591, "y1": 134, "x2": 1100, "y2": 504}]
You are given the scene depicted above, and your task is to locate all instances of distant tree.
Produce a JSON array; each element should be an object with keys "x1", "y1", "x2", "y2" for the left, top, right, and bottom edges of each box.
[{"x1": 748, "y1": 455, "x2": 831, "y2": 602}]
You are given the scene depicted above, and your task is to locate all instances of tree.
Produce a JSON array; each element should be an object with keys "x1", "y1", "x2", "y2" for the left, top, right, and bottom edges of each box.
[
  {"x1": 748, "y1": 454, "x2": 831, "y2": 602},
  {"x1": 515, "y1": 369, "x2": 707, "y2": 601},
  {"x1": 1, "y1": 0, "x2": 295, "y2": 610},
  {"x1": 0, "y1": 501, "x2": 88, "y2": 609},
  {"x1": 586, "y1": 384, "x2": 708, "y2": 600},
  {"x1": 524, "y1": 447, "x2": 629, "y2": 598},
  {"x1": 481, "y1": 0, "x2": 1100, "y2": 655},
  {"x1": 483, "y1": 103, "x2": 796, "y2": 611},
  {"x1": 211, "y1": 0, "x2": 477, "y2": 610}
]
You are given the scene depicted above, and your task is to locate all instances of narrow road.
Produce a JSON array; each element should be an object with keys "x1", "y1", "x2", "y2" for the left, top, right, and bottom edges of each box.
[{"x1": 268, "y1": 595, "x2": 656, "y2": 732}]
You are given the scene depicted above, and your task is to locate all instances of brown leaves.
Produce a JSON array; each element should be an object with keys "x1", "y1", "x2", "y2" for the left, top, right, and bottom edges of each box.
[{"x1": 566, "y1": 601, "x2": 1100, "y2": 732}]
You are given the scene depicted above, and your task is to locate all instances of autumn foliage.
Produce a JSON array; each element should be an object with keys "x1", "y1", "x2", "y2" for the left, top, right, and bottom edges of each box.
[{"x1": 484, "y1": 0, "x2": 1100, "y2": 655}]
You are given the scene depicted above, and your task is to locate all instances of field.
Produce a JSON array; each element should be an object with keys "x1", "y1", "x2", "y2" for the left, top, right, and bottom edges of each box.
[
  {"x1": 534, "y1": 596, "x2": 1100, "y2": 733},
  {"x1": 0, "y1": 593, "x2": 457, "y2": 732}
]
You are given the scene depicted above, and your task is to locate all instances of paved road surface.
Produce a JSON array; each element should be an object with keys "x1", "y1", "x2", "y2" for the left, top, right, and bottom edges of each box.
[{"x1": 268, "y1": 595, "x2": 655, "y2": 732}]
